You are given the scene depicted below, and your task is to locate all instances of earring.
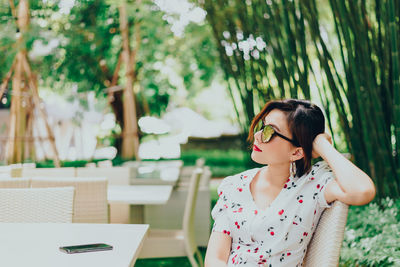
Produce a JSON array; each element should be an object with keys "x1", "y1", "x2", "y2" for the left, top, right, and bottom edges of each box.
[{"x1": 289, "y1": 161, "x2": 297, "y2": 178}]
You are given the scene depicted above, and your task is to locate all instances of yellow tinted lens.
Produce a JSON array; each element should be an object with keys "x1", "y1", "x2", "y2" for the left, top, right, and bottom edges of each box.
[{"x1": 262, "y1": 125, "x2": 274, "y2": 142}]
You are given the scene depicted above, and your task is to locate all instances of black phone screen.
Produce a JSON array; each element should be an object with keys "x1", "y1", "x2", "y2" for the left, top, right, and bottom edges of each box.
[{"x1": 59, "y1": 243, "x2": 113, "y2": 254}]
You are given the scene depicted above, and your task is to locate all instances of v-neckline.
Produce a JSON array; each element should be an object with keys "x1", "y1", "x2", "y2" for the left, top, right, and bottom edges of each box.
[{"x1": 247, "y1": 166, "x2": 286, "y2": 213}]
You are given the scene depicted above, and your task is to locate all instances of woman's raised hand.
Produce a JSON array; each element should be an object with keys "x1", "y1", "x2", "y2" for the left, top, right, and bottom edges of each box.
[{"x1": 312, "y1": 132, "x2": 333, "y2": 159}]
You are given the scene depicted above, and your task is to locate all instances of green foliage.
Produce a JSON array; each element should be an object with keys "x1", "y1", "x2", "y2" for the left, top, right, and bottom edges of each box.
[
  {"x1": 0, "y1": 0, "x2": 220, "y2": 116},
  {"x1": 110, "y1": 155, "x2": 135, "y2": 166},
  {"x1": 202, "y1": 0, "x2": 316, "y2": 134},
  {"x1": 180, "y1": 149, "x2": 248, "y2": 177},
  {"x1": 340, "y1": 198, "x2": 400, "y2": 267},
  {"x1": 0, "y1": 0, "x2": 222, "y2": 160},
  {"x1": 181, "y1": 149, "x2": 246, "y2": 166},
  {"x1": 33, "y1": 157, "x2": 133, "y2": 168},
  {"x1": 34, "y1": 159, "x2": 85, "y2": 168},
  {"x1": 35, "y1": 160, "x2": 56, "y2": 168},
  {"x1": 203, "y1": 0, "x2": 400, "y2": 198},
  {"x1": 35, "y1": 0, "x2": 120, "y2": 95},
  {"x1": 208, "y1": 165, "x2": 248, "y2": 178}
]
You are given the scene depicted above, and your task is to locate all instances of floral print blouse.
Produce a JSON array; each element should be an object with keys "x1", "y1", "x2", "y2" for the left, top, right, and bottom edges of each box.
[{"x1": 211, "y1": 160, "x2": 336, "y2": 266}]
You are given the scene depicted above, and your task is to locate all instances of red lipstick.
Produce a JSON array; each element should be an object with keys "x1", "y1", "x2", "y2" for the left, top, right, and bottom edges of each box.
[{"x1": 253, "y1": 145, "x2": 262, "y2": 152}]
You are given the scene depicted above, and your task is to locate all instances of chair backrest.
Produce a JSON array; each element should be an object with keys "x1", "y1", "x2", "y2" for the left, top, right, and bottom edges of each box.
[
  {"x1": 123, "y1": 160, "x2": 184, "y2": 168},
  {"x1": 200, "y1": 166, "x2": 211, "y2": 187},
  {"x1": 182, "y1": 168, "x2": 203, "y2": 255},
  {"x1": 21, "y1": 167, "x2": 76, "y2": 177},
  {"x1": 0, "y1": 177, "x2": 30, "y2": 188},
  {"x1": 178, "y1": 165, "x2": 211, "y2": 188},
  {"x1": 31, "y1": 177, "x2": 108, "y2": 223},
  {"x1": 303, "y1": 201, "x2": 349, "y2": 267},
  {"x1": 75, "y1": 167, "x2": 130, "y2": 185},
  {"x1": 0, "y1": 187, "x2": 74, "y2": 223},
  {"x1": 195, "y1": 158, "x2": 205, "y2": 168}
]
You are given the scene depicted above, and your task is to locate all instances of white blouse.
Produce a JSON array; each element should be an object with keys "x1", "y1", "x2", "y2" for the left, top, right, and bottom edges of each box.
[{"x1": 211, "y1": 160, "x2": 336, "y2": 266}]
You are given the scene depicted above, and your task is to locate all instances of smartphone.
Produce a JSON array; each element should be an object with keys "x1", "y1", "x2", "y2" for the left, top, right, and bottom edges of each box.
[{"x1": 59, "y1": 243, "x2": 113, "y2": 254}]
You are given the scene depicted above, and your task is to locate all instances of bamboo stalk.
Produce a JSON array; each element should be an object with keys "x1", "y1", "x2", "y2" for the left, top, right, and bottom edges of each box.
[{"x1": 389, "y1": 0, "x2": 400, "y2": 181}]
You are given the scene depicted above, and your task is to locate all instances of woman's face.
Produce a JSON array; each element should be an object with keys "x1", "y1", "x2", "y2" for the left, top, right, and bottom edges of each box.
[{"x1": 251, "y1": 109, "x2": 298, "y2": 165}]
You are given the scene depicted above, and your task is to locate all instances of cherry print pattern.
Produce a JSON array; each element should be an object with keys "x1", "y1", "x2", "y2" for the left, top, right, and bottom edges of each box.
[
  {"x1": 235, "y1": 221, "x2": 240, "y2": 229},
  {"x1": 296, "y1": 195, "x2": 304, "y2": 203},
  {"x1": 211, "y1": 160, "x2": 335, "y2": 266},
  {"x1": 238, "y1": 237, "x2": 252, "y2": 247},
  {"x1": 299, "y1": 232, "x2": 309, "y2": 244},
  {"x1": 278, "y1": 209, "x2": 287, "y2": 222},
  {"x1": 284, "y1": 177, "x2": 298, "y2": 190},
  {"x1": 257, "y1": 254, "x2": 268, "y2": 265},
  {"x1": 293, "y1": 215, "x2": 302, "y2": 225},
  {"x1": 267, "y1": 226, "x2": 275, "y2": 236},
  {"x1": 233, "y1": 207, "x2": 243, "y2": 213},
  {"x1": 240, "y1": 174, "x2": 248, "y2": 181},
  {"x1": 222, "y1": 230, "x2": 231, "y2": 235}
]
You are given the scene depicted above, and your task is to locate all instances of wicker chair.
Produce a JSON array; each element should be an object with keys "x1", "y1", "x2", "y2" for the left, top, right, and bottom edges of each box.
[
  {"x1": 20, "y1": 167, "x2": 76, "y2": 178},
  {"x1": 0, "y1": 177, "x2": 30, "y2": 188},
  {"x1": 75, "y1": 167, "x2": 131, "y2": 185},
  {"x1": 139, "y1": 168, "x2": 204, "y2": 267},
  {"x1": 0, "y1": 187, "x2": 75, "y2": 223},
  {"x1": 31, "y1": 177, "x2": 108, "y2": 223},
  {"x1": 303, "y1": 201, "x2": 349, "y2": 267}
]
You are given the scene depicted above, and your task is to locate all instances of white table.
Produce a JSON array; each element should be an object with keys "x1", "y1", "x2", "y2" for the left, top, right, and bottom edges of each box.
[
  {"x1": 107, "y1": 185, "x2": 173, "y2": 224},
  {"x1": 108, "y1": 185, "x2": 173, "y2": 205},
  {"x1": 0, "y1": 223, "x2": 149, "y2": 267}
]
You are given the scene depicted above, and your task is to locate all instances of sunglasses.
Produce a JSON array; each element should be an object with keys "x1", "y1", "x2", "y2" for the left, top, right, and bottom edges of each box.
[{"x1": 258, "y1": 124, "x2": 300, "y2": 147}]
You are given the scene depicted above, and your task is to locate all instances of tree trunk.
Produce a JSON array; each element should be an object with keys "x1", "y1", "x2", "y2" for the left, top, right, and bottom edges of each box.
[
  {"x1": 6, "y1": 52, "x2": 25, "y2": 163},
  {"x1": 5, "y1": 0, "x2": 60, "y2": 166},
  {"x1": 118, "y1": 3, "x2": 140, "y2": 160}
]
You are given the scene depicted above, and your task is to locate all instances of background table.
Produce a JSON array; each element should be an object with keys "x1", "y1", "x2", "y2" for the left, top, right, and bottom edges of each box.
[
  {"x1": 123, "y1": 160, "x2": 183, "y2": 186},
  {"x1": 0, "y1": 223, "x2": 149, "y2": 267},
  {"x1": 108, "y1": 185, "x2": 173, "y2": 205},
  {"x1": 108, "y1": 185, "x2": 173, "y2": 223}
]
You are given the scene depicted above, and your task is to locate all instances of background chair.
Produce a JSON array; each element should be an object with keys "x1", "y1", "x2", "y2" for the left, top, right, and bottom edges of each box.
[
  {"x1": 31, "y1": 177, "x2": 108, "y2": 223},
  {"x1": 0, "y1": 187, "x2": 74, "y2": 223},
  {"x1": 139, "y1": 168, "x2": 204, "y2": 267},
  {"x1": 0, "y1": 177, "x2": 30, "y2": 188},
  {"x1": 20, "y1": 167, "x2": 76, "y2": 178},
  {"x1": 303, "y1": 201, "x2": 349, "y2": 267},
  {"x1": 177, "y1": 158, "x2": 209, "y2": 187},
  {"x1": 75, "y1": 166, "x2": 130, "y2": 185},
  {"x1": 144, "y1": 164, "x2": 211, "y2": 247}
]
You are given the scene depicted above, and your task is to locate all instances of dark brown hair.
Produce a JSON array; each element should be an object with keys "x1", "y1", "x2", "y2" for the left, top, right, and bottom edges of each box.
[{"x1": 247, "y1": 98, "x2": 325, "y2": 178}]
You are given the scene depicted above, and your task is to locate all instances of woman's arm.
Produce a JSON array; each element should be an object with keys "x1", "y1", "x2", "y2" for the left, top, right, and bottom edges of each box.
[
  {"x1": 205, "y1": 232, "x2": 232, "y2": 267},
  {"x1": 312, "y1": 133, "x2": 376, "y2": 206}
]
